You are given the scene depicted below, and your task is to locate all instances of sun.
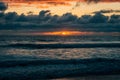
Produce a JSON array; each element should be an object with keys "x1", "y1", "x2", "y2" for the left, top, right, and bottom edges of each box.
[
  {"x1": 61, "y1": 31, "x2": 70, "y2": 35},
  {"x1": 40, "y1": 31, "x2": 82, "y2": 36},
  {"x1": 61, "y1": 32, "x2": 67, "y2": 35}
]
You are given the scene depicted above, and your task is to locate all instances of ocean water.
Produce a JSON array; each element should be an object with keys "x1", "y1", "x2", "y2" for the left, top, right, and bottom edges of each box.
[
  {"x1": 0, "y1": 35, "x2": 120, "y2": 80},
  {"x1": 0, "y1": 35, "x2": 120, "y2": 60}
]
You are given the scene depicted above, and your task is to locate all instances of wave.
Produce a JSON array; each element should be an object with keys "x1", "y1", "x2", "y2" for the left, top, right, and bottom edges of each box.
[
  {"x1": 0, "y1": 58, "x2": 120, "y2": 68},
  {"x1": 1, "y1": 42, "x2": 120, "y2": 49},
  {"x1": 0, "y1": 58, "x2": 120, "y2": 80}
]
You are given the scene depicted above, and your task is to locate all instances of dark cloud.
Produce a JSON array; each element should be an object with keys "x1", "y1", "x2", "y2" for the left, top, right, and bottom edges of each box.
[
  {"x1": 77, "y1": 15, "x2": 91, "y2": 24},
  {"x1": 39, "y1": 10, "x2": 50, "y2": 17},
  {"x1": 4, "y1": 12, "x2": 18, "y2": 20},
  {"x1": 89, "y1": 13, "x2": 108, "y2": 23},
  {"x1": 17, "y1": 13, "x2": 28, "y2": 22},
  {"x1": 93, "y1": 10, "x2": 120, "y2": 14},
  {"x1": 109, "y1": 14, "x2": 120, "y2": 23},
  {"x1": 57, "y1": 13, "x2": 77, "y2": 23},
  {"x1": 0, "y1": 10, "x2": 120, "y2": 32},
  {"x1": 0, "y1": 2, "x2": 8, "y2": 12},
  {"x1": 85, "y1": 0, "x2": 101, "y2": 3},
  {"x1": 84, "y1": 0, "x2": 120, "y2": 3},
  {"x1": 73, "y1": 0, "x2": 120, "y2": 10}
]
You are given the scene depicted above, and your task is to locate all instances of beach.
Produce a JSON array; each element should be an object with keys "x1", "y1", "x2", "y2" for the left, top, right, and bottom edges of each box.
[{"x1": 54, "y1": 75, "x2": 120, "y2": 80}]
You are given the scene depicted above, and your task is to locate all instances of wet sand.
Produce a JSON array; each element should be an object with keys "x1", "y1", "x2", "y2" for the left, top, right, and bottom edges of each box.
[{"x1": 53, "y1": 75, "x2": 120, "y2": 80}]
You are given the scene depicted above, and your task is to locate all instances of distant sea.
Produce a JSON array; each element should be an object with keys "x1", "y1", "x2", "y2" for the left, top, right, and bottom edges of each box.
[{"x1": 0, "y1": 35, "x2": 120, "y2": 80}]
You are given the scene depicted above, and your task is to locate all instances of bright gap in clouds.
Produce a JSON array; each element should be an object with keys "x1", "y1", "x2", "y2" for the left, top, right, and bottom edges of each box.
[{"x1": 3, "y1": 0, "x2": 119, "y2": 16}]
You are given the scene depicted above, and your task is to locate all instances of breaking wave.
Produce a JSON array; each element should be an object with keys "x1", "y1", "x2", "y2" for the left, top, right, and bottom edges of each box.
[
  {"x1": 0, "y1": 58, "x2": 120, "y2": 80},
  {"x1": 1, "y1": 42, "x2": 120, "y2": 49}
]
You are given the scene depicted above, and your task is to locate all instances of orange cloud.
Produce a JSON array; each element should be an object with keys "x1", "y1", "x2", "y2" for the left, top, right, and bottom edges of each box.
[
  {"x1": 1, "y1": 0, "x2": 120, "y2": 9},
  {"x1": 1, "y1": 0, "x2": 120, "y2": 5},
  {"x1": 1, "y1": 0, "x2": 73, "y2": 5},
  {"x1": 2, "y1": 0, "x2": 119, "y2": 3},
  {"x1": 1, "y1": 0, "x2": 73, "y2": 9}
]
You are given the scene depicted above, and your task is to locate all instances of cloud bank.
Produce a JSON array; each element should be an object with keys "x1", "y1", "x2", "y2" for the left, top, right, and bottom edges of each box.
[
  {"x1": 0, "y1": 1, "x2": 120, "y2": 34},
  {"x1": 0, "y1": 9, "x2": 120, "y2": 32}
]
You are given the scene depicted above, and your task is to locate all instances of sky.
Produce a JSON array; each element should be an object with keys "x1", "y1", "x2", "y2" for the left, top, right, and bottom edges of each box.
[
  {"x1": 0, "y1": 0, "x2": 120, "y2": 35},
  {"x1": 1, "y1": 0, "x2": 120, "y2": 16}
]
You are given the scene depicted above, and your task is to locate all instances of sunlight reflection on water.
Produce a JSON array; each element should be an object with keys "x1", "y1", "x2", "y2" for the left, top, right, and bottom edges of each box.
[{"x1": 1, "y1": 48, "x2": 119, "y2": 60}]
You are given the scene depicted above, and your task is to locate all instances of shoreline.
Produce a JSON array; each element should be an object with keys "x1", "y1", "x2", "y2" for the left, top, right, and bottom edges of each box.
[{"x1": 53, "y1": 75, "x2": 120, "y2": 80}]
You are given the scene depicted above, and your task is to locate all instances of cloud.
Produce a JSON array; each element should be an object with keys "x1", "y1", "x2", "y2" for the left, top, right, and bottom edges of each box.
[
  {"x1": 3, "y1": 0, "x2": 120, "y2": 2},
  {"x1": 0, "y1": 2, "x2": 8, "y2": 12},
  {"x1": 0, "y1": 10, "x2": 118, "y2": 24},
  {"x1": 109, "y1": 14, "x2": 120, "y2": 23},
  {"x1": 57, "y1": 13, "x2": 77, "y2": 23},
  {"x1": 0, "y1": 10, "x2": 120, "y2": 33},
  {"x1": 89, "y1": 12, "x2": 109, "y2": 23},
  {"x1": 2, "y1": 0, "x2": 72, "y2": 7},
  {"x1": 73, "y1": 0, "x2": 120, "y2": 9},
  {"x1": 3, "y1": 0, "x2": 119, "y2": 8},
  {"x1": 93, "y1": 10, "x2": 120, "y2": 14},
  {"x1": 4, "y1": 12, "x2": 18, "y2": 20},
  {"x1": 85, "y1": 0, "x2": 120, "y2": 3}
]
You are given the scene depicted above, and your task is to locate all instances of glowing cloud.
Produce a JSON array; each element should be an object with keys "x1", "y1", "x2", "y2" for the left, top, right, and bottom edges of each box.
[
  {"x1": 2, "y1": 0, "x2": 120, "y2": 6},
  {"x1": 2, "y1": 0, "x2": 120, "y2": 3},
  {"x1": 1, "y1": 0, "x2": 119, "y2": 15}
]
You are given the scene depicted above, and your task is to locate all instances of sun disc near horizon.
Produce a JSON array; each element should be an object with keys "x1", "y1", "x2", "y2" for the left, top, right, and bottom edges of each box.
[{"x1": 61, "y1": 31, "x2": 70, "y2": 35}]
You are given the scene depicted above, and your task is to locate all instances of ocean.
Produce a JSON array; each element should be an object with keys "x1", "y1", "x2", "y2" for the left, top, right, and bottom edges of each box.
[{"x1": 0, "y1": 35, "x2": 120, "y2": 80}]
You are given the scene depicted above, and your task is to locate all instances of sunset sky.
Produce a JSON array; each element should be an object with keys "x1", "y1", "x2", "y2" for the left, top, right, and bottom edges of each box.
[
  {"x1": 2, "y1": 0, "x2": 120, "y2": 16},
  {"x1": 0, "y1": 0, "x2": 120, "y2": 35}
]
